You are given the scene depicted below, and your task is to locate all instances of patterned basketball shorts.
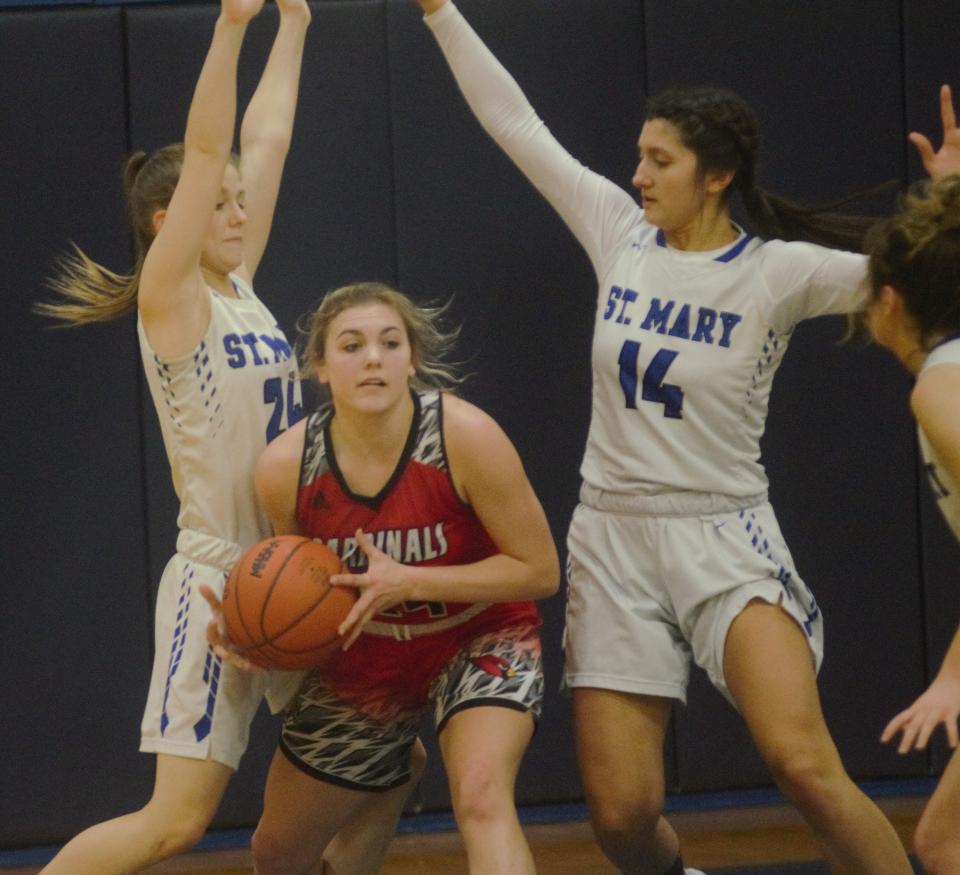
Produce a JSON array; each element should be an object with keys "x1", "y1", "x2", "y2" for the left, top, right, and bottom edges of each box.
[{"x1": 279, "y1": 624, "x2": 543, "y2": 791}]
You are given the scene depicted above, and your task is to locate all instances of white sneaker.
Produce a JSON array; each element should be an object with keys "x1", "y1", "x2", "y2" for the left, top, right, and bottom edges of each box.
[{"x1": 685, "y1": 869, "x2": 707, "y2": 874}]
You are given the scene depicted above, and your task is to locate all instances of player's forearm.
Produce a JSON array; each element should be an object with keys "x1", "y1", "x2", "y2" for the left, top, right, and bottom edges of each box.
[
  {"x1": 240, "y1": 10, "x2": 310, "y2": 153},
  {"x1": 404, "y1": 552, "x2": 559, "y2": 605},
  {"x1": 185, "y1": 17, "x2": 248, "y2": 160}
]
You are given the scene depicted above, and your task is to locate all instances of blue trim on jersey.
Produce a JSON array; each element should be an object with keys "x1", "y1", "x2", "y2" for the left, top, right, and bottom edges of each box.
[
  {"x1": 654, "y1": 227, "x2": 754, "y2": 261},
  {"x1": 160, "y1": 565, "x2": 194, "y2": 735},
  {"x1": 930, "y1": 330, "x2": 960, "y2": 351},
  {"x1": 193, "y1": 648, "x2": 221, "y2": 742},
  {"x1": 714, "y1": 233, "x2": 754, "y2": 262}
]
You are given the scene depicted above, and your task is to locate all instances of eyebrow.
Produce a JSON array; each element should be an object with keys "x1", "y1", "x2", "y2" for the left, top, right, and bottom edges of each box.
[{"x1": 335, "y1": 325, "x2": 403, "y2": 339}]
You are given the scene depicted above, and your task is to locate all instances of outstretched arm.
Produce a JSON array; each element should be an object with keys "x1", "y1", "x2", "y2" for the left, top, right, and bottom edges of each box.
[
  {"x1": 911, "y1": 84, "x2": 960, "y2": 180},
  {"x1": 237, "y1": 0, "x2": 311, "y2": 283},
  {"x1": 140, "y1": 0, "x2": 263, "y2": 354},
  {"x1": 414, "y1": 0, "x2": 638, "y2": 280}
]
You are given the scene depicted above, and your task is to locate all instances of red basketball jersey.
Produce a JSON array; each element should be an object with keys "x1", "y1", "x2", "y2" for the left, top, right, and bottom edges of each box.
[{"x1": 297, "y1": 389, "x2": 539, "y2": 637}]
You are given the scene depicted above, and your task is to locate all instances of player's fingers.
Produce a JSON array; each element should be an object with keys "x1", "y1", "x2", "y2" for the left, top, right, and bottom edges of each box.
[
  {"x1": 340, "y1": 608, "x2": 375, "y2": 651},
  {"x1": 942, "y1": 83, "x2": 957, "y2": 131},
  {"x1": 915, "y1": 716, "x2": 939, "y2": 751},
  {"x1": 338, "y1": 590, "x2": 375, "y2": 638},
  {"x1": 909, "y1": 132, "x2": 936, "y2": 167},
  {"x1": 330, "y1": 572, "x2": 365, "y2": 588},
  {"x1": 881, "y1": 710, "x2": 909, "y2": 743},
  {"x1": 897, "y1": 717, "x2": 923, "y2": 754},
  {"x1": 354, "y1": 528, "x2": 382, "y2": 557},
  {"x1": 946, "y1": 716, "x2": 960, "y2": 749},
  {"x1": 198, "y1": 583, "x2": 222, "y2": 612}
]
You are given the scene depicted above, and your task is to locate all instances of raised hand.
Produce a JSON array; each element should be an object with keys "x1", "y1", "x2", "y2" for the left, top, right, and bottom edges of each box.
[
  {"x1": 881, "y1": 673, "x2": 960, "y2": 754},
  {"x1": 330, "y1": 529, "x2": 415, "y2": 651},
  {"x1": 910, "y1": 84, "x2": 960, "y2": 180}
]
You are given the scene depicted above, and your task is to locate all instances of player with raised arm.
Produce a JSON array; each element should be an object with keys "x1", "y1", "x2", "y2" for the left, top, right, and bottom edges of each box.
[
  {"x1": 868, "y1": 85, "x2": 960, "y2": 875},
  {"x1": 35, "y1": 0, "x2": 314, "y2": 870},
  {"x1": 413, "y1": 2, "x2": 959, "y2": 873}
]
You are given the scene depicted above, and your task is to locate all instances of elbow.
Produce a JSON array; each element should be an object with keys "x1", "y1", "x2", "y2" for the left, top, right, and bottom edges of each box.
[{"x1": 531, "y1": 555, "x2": 561, "y2": 600}]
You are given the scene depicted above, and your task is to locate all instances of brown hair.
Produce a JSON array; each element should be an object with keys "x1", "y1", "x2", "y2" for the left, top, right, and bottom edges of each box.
[
  {"x1": 867, "y1": 175, "x2": 960, "y2": 347},
  {"x1": 646, "y1": 86, "x2": 884, "y2": 251},
  {"x1": 299, "y1": 282, "x2": 464, "y2": 392}
]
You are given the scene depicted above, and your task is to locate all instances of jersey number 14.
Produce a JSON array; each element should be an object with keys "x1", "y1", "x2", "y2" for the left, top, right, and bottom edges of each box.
[{"x1": 617, "y1": 340, "x2": 683, "y2": 419}]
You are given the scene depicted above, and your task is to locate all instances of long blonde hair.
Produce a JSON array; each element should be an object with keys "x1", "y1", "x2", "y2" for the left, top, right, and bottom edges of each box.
[
  {"x1": 37, "y1": 144, "x2": 235, "y2": 325},
  {"x1": 299, "y1": 282, "x2": 464, "y2": 392}
]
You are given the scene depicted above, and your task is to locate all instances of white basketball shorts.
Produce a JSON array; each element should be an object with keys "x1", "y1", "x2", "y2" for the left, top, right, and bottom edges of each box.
[
  {"x1": 140, "y1": 534, "x2": 288, "y2": 770},
  {"x1": 563, "y1": 486, "x2": 824, "y2": 705}
]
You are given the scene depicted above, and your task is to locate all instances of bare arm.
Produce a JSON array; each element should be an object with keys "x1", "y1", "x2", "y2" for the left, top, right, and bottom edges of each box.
[
  {"x1": 912, "y1": 363, "x2": 960, "y2": 491},
  {"x1": 254, "y1": 418, "x2": 307, "y2": 535},
  {"x1": 139, "y1": 0, "x2": 263, "y2": 357},
  {"x1": 333, "y1": 394, "x2": 560, "y2": 647},
  {"x1": 236, "y1": 0, "x2": 311, "y2": 283}
]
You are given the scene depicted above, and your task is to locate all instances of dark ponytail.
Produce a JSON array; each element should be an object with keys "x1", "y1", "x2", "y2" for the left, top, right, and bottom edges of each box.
[{"x1": 646, "y1": 86, "x2": 886, "y2": 252}]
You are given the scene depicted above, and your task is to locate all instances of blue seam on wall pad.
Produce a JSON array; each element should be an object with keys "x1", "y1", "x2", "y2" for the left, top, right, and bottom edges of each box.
[{"x1": 0, "y1": 777, "x2": 937, "y2": 866}]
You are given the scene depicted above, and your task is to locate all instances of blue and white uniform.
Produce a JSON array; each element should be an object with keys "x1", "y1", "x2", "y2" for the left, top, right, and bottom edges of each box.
[
  {"x1": 918, "y1": 335, "x2": 960, "y2": 539},
  {"x1": 425, "y1": 3, "x2": 870, "y2": 702},
  {"x1": 138, "y1": 275, "x2": 302, "y2": 768}
]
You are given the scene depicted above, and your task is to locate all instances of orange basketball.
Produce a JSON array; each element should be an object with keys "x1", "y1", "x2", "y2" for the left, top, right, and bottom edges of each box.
[{"x1": 222, "y1": 535, "x2": 357, "y2": 670}]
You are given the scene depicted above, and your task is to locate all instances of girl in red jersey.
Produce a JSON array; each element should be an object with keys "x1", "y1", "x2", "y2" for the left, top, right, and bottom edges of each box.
[{"x1": 224, "y1": 281, "x2": 560, "y2": 874}]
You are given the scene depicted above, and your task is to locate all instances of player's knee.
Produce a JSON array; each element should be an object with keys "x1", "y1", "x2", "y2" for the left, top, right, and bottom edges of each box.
[
  {"x1": 588, "y1": 784, "x2": 663, "y2": 850},
  {"x1": 251, "y1": 823, "x2": 305, "y2": 874},
  {"x1": 448, "y1": 761, "x2": 515, "y2": 831},
  {"x1": 139, "y1": 802, "x2": 210, "y2": 859},
  {"x1": 762, "y1": 740, "x2": 840, "y2": 812}
]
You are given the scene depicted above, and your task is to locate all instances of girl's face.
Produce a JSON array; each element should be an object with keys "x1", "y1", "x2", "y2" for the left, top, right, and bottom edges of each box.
[
  {"x1": 200, "y1": 163, "x2": 247, "y2": 276},
  {"x1": 865, "y1": 285, "x2": 922, "y2": 371},
  {"x1": 632, "y1": 118, "x2": 731, "y2": 233},
  {"x1": 316, "y1": 302, "x2": 416, "y2": 413}
]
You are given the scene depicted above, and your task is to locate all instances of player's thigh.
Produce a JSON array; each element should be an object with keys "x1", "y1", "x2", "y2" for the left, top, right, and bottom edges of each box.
[
  {"x1": 918, "y1": 745, "x2": 960, "y2": 845},
  {"x1": 148, "y1": 753, "x2": 232, "y2": 829},
  {"x1": 573, "y1": 687, "x2": 672, "y2": 806},
  {"x1": 723, "y1": 600, "x2": 836, "y2": 765},
  {"x1": 255, "y1": 747, "x2": 374, "y2": 854},
  {"x1": 439, "y1": 704, "x2": 535, "y2": 793}
]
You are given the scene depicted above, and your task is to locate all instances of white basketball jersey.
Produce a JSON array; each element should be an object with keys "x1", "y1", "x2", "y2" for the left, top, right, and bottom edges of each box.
[
  {"x1": 427, "y1": 4, "x2": 868, "y2": 497},
  {"x1": 138, "y1": 276, "x2": 303, "y2": 558},
  {"x1": 918, "y1": 336, "x2": 960, "y2": 539}
]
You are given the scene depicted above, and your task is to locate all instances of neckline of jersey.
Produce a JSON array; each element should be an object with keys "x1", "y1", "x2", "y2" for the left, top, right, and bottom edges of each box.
[{"x1": 655, "y1": 227, "x2": 754, "y2": 262}]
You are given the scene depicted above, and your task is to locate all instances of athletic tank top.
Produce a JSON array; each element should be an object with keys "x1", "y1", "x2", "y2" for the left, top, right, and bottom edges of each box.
[
  {"x1": 297, "y1": 389, "x2": 539, "y2": 637},
  {"x1": 138, "y1": 276, "x2": 303, "y2": 568},
  {"x1": 918, "y1": 335, "x2": 960, "y2": 539}
]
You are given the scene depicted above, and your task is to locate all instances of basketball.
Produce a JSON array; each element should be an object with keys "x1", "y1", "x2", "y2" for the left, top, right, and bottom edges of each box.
[{"x1": 222, "y1": 535, "x2": 357, "y2": 670}]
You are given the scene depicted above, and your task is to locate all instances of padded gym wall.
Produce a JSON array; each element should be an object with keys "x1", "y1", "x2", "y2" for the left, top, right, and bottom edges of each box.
[
  {"x1": 0, "y1": 6, "x2": 153, "y2": 845},
  {"x1": 1, "y1": 0, "x2": 957, "y2": 850}
]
